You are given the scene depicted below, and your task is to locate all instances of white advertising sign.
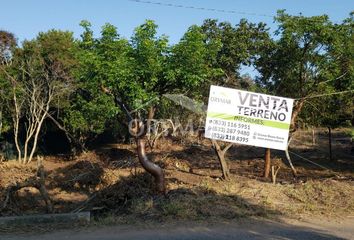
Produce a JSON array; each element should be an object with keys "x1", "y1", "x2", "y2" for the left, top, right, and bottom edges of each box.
[{"x1": 205, "y1": 85, "x2": 294, "y2": 150}]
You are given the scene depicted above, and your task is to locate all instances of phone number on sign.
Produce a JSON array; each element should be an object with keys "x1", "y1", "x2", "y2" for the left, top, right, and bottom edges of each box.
[
  {"x1": 208, "y1": 126, "x2": 250, "y2": 137},
  {"x1": 211, "y1": 132, "x2": 249, "y2": 143},
  {"x1": 209, "y1": 119, "x2": 250, "y2": 130}
]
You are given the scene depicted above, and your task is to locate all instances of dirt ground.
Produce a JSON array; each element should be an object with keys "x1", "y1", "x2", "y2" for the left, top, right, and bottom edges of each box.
[{"x1": 0, "y1": 128, "x2": 353, "y2": 225}]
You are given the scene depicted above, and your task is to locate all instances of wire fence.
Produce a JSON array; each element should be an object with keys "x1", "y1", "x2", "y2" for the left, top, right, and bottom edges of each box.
[{"x1": 285, "y1": 128, "x2": 353, "y2": 175}]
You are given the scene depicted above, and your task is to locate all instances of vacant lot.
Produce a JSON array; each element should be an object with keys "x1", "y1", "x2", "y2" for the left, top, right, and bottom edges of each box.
[{"x1": 0, "y1": 128, "x2": 353, "y2": 228}]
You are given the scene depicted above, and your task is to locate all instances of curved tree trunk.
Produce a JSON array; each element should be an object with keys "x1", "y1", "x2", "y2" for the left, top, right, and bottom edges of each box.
[
  {"x1": 112, "y1": 95, "x2": 166, "y2": 194},
  {"x1": 136, "y1": 137, "x2": 165, "y2": 193}
]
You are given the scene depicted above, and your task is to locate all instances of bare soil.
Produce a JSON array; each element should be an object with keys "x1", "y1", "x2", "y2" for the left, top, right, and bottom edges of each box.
[{"x1": 0, "y1": 128, "x2": 353, "y2": 226}]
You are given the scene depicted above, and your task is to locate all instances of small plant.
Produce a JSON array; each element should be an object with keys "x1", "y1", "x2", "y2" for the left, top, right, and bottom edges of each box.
[
  {"x1": 348, "y1": 128, "x2": 354, "y2": 141},
  {"x1": 131, "y1": 197, "x2": 154, "y2": 215}
]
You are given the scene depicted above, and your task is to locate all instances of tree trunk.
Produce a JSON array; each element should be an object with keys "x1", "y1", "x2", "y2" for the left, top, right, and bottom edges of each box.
[
  {"x1": 23, "y1": 121, "x2": 37, "y2": 164},
  {"x1": 113, "y1": 96, "x2": 166, "y2": 194},
  {"x1": 290, "y1": 99, "x2": 305, "y2": 131},
  {"x1": 211, "y1": 139, "x2": 232, "y2": 180},
  {"x1": 146, "y1": 106, "x2": 156, "y2": 149},
  {"x1": 285, "y1": 149, "x2": 297, "y2": 176},
  {"x1": 0, "y1": 110, "x2": 2, "y2": 136},
  {"x1": 13, "y1": 93, "x2": 22, "y2": 163},
  {"x1": 218, "y1": 152, "x2": 230, "y2": 180},
  {"x1": 28, "y1": 113, "x2": 47, "y2": 163},
  {"x1": 284, "y1": 99, "x2": 304, "y2": 177},
  {"x1": 285, "y1": 135, "x2": 297, "y2": 177},
  {"x1": 328, "y1": 126, "x2": 332, "y2": 161},
  {"x1": 13, "y1": 114, "x2": 22, "y2": 163},
  {"x1": 263, "y1": 148, "x2": 271, "y2": 178},
  {"x1": 46, "y1": 112, "x2": 86, "y2": 154},
  {"x1": 271, "y1": 166, "x2": 280, "y2": 184},
  {"x1": 136, "y1": 137, "x2": 165, "y2": 193},
  {"x1": 147, "y1": 106, "x2": 155, "y2": 120},
  {"x1": 147, "y1": 106, "x2": 155, "y2": 134},
  {"x1": 23, "y1": 139, "x2": 29, "y2": 164},
  {"x1": 312, "y1": 128, "x2": 316, "y2": 145}
]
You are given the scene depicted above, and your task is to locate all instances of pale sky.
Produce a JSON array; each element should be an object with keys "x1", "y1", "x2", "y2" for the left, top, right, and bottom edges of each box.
[{"x1": 1, "y1": 0, "x2": 352, "y2": 43}]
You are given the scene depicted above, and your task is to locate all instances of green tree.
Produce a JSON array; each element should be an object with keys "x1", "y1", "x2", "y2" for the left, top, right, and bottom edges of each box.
[
  {"x1": 255, "y1": 11, "x2": 354, "y2": 175},
  {"x1": 0, "y1": 31, "x2": 16, "y2": 137},
  {"x1": 74, "y1": 20, "x2": 221, "y2": 192},
  {"x1": 62, "y1": 21, "x2": 123, "y2": 150},
  {"x1": 255, "y1": 11, "x2": 346, "y2": 129},
  {"x1": 1, "y1": 30, "x2": 77, "y2": 163},
  {"x1": 201, "y1": 19, "x2": 270, "y2": 88},
  {"x1": 200, "y1": 19, "x2": 270, "y2": 179}
]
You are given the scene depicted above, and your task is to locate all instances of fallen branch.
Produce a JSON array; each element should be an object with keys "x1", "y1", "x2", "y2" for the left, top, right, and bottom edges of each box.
[
  {"x1": 1, "y1": 161, "x2": 53, "y2": 214},
  {"x1": 71, "y1": 193, "x2": 97, "y2": 213}
]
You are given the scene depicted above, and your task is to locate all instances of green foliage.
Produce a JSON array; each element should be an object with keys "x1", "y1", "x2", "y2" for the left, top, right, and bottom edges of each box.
[
  {"x1": 1, "y1": 12, "x2": 353, "y2": 152},
  {"x1": 72, "y1": 19, "x2": 218, "y2": 133},
  {"x1": 63, "y1": 94, "x2": 117, "y2": 138},
  {"x1": 255, "y1": 10, "x2": 351, "y2": 98},
  {"x1": 1, "y1": 29, "x2": 77, "y2": 120},
  {"x1": 169, "y1": 25, "x2": 221, "y2": 91},
  {"x1": 0, "y1": 68, "x2": 12, "y2": 136},
  {"x1": 63, "y1": 21, "x2": 126, "y2": 142},
  {"x1": 254, "y1": 11, "x2": 353, "y2": 128},
  {"x1": 129, "y1": 20, "x2": 169, "y2": 107},
  {"x1": 0, "y1": 30, "x2": 78, "y2": 161},
  {"x1": 0, "y1": 31, "x2": 18, "y2": 136},
  {"x1": 201, "y1": 18, "x2": 270, "y2": 87}
]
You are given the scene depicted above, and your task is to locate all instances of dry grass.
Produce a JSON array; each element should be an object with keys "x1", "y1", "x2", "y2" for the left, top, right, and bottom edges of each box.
[
  {"x1": 91, "y1": 172, "x2": 354, "y2": 224},
  {"x1": 0, "y1": 128, "x2": 353, "y2": 225}
]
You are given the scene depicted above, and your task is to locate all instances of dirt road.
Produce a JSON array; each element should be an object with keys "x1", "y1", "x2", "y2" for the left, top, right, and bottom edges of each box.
[{"x1": 1, "y1": 217, "x2": 353, "y2": 240}]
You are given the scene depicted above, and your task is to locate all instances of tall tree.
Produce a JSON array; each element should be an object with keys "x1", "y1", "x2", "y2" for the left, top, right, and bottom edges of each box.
[
  {"x1": 0, "y1": 31, "x2": 16, "y2": 137},
  {"x1": 255, "y1": 11, "x2": 353, "y2": 174},
  {"x1": 74, "y1": 20, "x2": 221, "y2": 192},
  {"x1": 75, "y1": 20, "x2": 168, "y2": 192},
  {"x1": 256, "y1": 11, "x2": 341, "y2": 129},
  {"x1": 201, "y1": 19, "x2": 270, "y2": 179},
  {"x1": 201, "y1": 19, "x2": 270, "y2": 88},
  {"x1": 63, "y1": 21, "x2": 122, "y2": 150},
  {"x1": 1, "y1": 30, "x2": 77, "y2": 163}
]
